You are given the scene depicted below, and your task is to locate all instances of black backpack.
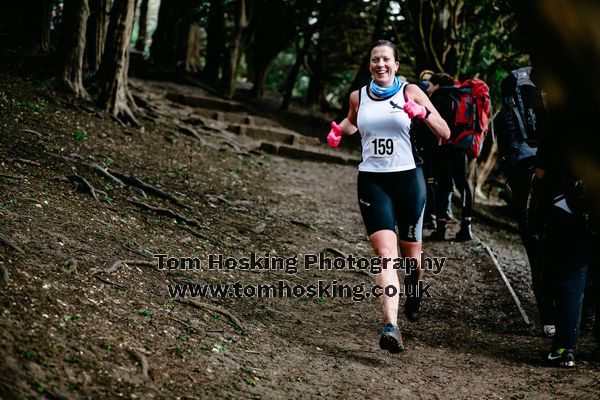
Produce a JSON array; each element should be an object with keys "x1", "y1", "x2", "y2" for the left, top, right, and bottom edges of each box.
[{"x1": 496, "y1": 67, "x2": 546, "y2": 172}]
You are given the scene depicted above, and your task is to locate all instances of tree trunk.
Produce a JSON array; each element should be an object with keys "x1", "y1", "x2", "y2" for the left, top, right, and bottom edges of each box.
[
  {"x1": 184, "y1": 25, "x2": 202, "y2": 72},
  {"x1": 97, "y1": 0, "x2": 138, "y2": 125},
  {"x1": 86, "y1": 0, "x2": 111, "y2": 76},
  {"x1": 60, "y1": 0, "x2": 91, "y2": 99},
  {"x1": 150, "y1": 0, "x2": 181, "y2": 68},
  {"x1": 221, "y1": 0, "x2": 247, "y2": 99},
  {"x1": 203, "y1": 0, "x2": 225, "y2": 82},
  {"x1": 20, "y1": 0, "x2": 54, "y2": 52},
  {"x1": 150, "y1": 0, "x2": 198, "y2": 70},
  {"x1": 405, "y1": 0, "x2": 438, "y2": 73},
  {"x1": 134, "y1": 0, "x2": 149, "y2": 52},
  {"x1": 36, "y1": 0, "x2": 55, "y2": 52},
  {"x1": 305, "y1": 42, "x2": 325, "y2": 111},
  {"x1": 249, "y1": 63, "x2": 268, "y2": 99},
  {"x1": 280, "y1": 29, "x2": 315, "y2": 111}
]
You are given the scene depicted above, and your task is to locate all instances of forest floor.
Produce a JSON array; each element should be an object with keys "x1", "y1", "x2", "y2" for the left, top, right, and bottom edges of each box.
[{"x1": 1, "y1": 54, "x2": 600, "y2": 399}]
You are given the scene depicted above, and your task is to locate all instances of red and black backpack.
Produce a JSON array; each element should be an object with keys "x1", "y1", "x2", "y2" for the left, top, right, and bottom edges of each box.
[{"x1": 446, "y1": 78, "x2": 491, "y2": 158}]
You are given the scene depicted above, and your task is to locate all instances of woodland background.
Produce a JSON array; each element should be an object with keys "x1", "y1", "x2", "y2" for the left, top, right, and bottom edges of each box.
[
  {"x1": 2, "y1": 0, "x2": 531, "y2": 113},
  {"x1": 1, "y1": 0, "x2": 539, "y2": 198},
  {"x1": 1, "y1": 1, "x2": 600, "y2": 398}
]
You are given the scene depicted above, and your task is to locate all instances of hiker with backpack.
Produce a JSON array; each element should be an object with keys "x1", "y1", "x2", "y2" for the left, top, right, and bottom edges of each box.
[
  {"x1": 325, "y1": 40, "x2": 450, "y2": 353},
  {"x1": 533, "y1": 117, "x2": 597, "y2": 368},
  {"x1": 426, "y1": 73, "x2": 491, "y2": 241},
  {"x1": 417, "y1": 69, "x2": 435, "y2": 94},
  {"x1": 495, "y1": 67, "x2": 556, "y2": 337},
  {"x1": 497, "y1": 67, "x2": 598, "y2": 367}
]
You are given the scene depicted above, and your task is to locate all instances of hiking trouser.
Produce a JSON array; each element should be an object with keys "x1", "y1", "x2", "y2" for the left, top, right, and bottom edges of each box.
[
  {"x1": 435, "y1": 145, "x2": 473, "y2": 220},
  {"x1": 545, "y1": 205, "x2": 593, "y2": 350},
  {"x1": 507, "y1": 158, "x2": 555, "y2": 325}
]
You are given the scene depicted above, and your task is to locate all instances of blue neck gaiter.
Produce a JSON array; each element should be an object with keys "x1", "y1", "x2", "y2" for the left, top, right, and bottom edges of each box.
[{"x1": 370, "y1": 76, "x2": 401, "y2": 98}]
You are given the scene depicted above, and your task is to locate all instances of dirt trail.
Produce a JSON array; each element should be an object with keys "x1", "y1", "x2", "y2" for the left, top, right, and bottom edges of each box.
[{"x1": 1, "y1": 71, "x2": 600, "y2": 399}]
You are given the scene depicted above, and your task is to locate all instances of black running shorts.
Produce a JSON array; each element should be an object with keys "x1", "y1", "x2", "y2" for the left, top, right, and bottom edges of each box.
[{"x1": 357, "y1": 167, "x2": 426, "y2": 242}]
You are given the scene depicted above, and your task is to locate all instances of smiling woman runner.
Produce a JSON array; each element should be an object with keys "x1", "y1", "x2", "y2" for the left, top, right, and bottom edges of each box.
[{"x1": 326, "y1": 40, "x2": 450, "y2": 353}]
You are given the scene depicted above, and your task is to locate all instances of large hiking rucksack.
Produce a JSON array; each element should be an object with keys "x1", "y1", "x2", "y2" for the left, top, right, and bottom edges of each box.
[
  {"x1": 496, "y1": 67, "x2": 546, "y2": 172},
  {"x1": 446, "y1": 78, "x2": 491, "y2": 158}
]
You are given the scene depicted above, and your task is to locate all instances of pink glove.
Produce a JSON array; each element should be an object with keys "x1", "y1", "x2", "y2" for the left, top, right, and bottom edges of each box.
[
  {"x1": 404, "y1": 100, "x2": 428, "y2": 119},
  {"x1": 327, "y1": 121, "x2": 343, "y2": 148}
]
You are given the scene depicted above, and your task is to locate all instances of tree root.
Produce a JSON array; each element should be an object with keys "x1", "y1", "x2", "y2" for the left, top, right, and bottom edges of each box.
[
  {"x1": 108, "y1": 169, "x2": 187, "y2": 208},
  {"x1": 126, "y1": 348, "x2": 150, "y2": 381},
  {"x1": 114, "y1": 102, "x2": 141, "y2": 128},
  {"x1": 0, "y1": 234, "x2": 24, "y2": 254},
  {"x1": 69, "y1": 175, "x2": 107, "y2": 202},
  {"x1": 129, "y1": 186, "x2": 147, "y2": 198},
  {"x1": 122, "y1": 241, "x2": 155, "y2": 258},
  {"x1": 0, "y1": 173, "x2": 25, "y2": 180},
  {"x1": 7, "y1": 158, "x2": 40, "y2": 166},
  {"x1": 91, "y1": 164, "x2": 126, "y2": 187},
  {"x1": 91, "y1": 259, "x2": 155, "y2": 276},
  {"x1": 110, "y1": 115, "x2": 127, "y2": 128},
  {"x1": 53, "y1": 156, "x2": 190, "y2": 209},
  {"x1": 0, "y1": 262, "x2": 9, "y2": 282},
  {"x1": 323, "y1": 247, "x2": 346, "y2": 258},
  {"x1": 107, "y1": 259, "x2": 155, "y2": 275},
  {"x1": 20, "y1": 128, "x2": 43, "y2": 137},
  {"x1": 175, "y1": 123, "x2": 206, "y2": 144},
  {"x1": 127, "y1": 199, "x2": 200, "y2": 227},
  {"x1": 178, "y1": 224, "x2": 213, "y2": 242},
  {"x1": 49, "y1": 152, "x2": 80, "y2": 163},
  {"x1": 94, "y1": 275, "x2": 128, "y2": 289},
  {"x1": 166, "y1": 315, "x2": 199, "y2": 333},
  {"x1": 219, "y1": 138, "x2": 241, "y2": 151},
  {"x1": 176, "y1": 299, "x2": 244, "y2": 334},
  {"x1": 290, "y1": 220, "x2": 315, "y2": 230}
]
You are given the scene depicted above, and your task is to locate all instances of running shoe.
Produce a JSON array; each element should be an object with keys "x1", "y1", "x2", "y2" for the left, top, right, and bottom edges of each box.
[
  {"x1": 546, "y1": 348, "x2": 575, "y2": 368},
  {"x1": 379, "y1": 323, "x2": 404, "y2": 353},
  {"x1": 404, "y1": 275, "x2": 422, "y2": 322}
]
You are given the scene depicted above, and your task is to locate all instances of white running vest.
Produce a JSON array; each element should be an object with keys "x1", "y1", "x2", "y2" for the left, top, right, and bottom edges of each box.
[{"x1": 357, "y1": 84, "x2": 416, "y2": 172}]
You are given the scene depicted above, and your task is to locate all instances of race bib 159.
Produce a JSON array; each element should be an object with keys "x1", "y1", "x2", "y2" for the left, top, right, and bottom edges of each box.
[{"x1": 370, "y1": 137, "x2": 395, "y2": 157}]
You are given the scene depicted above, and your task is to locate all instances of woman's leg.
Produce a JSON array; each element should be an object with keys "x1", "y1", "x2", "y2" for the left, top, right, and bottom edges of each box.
[
  {"x1": 400, "y1": 240, "x2": 423, "y2": 279},
  {"x1": 400, "y1": 240, "x2": 423, "y2": 321},
  {"x1": 395, "y1": 167, "x2": 427, "y2": 320},
  {"x1": 369, "y1": 229, "x2": 400, "y2": 325}
]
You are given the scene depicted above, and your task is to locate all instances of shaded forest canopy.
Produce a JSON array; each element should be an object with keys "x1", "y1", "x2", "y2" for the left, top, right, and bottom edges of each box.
[
  {"x1": 1, "y1": 0, "x2": 529, "y2": 111},
  {"x1": 1, "y1": 0, "x2": 598, "y2": 206}
]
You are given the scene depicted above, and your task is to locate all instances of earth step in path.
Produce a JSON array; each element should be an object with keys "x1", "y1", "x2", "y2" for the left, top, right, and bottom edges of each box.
[
  {"x1": 208, "y1": 111, "x2": 281, "y2": 128},
  {"x1": 259, "y1": 142, "x2": 360, "y2": 166},
  {"x1": 166, "y1": 92, "x2": 244, "y2": 112},
  {"x1": 227, "y1": 123, "x2": 320, "y2": 147},
  {"x1": 227, "y1": 123, "x2": 359, "y2": 165},
  {"x1": 167, "y1": 91, "x2": 359, "y2": 165}
]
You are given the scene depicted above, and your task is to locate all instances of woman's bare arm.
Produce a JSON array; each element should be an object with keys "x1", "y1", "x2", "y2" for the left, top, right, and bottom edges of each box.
[
  {"x1": 337, "y1": 90, "x2": 360, "y2": 135},
  {"x1": 405, "y1": 84, "x2": 451, "y2": 140}
]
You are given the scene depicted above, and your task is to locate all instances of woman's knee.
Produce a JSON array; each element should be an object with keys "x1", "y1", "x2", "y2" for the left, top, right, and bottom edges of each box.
[
  {"x1": 373, "y1": 245, "x2": 395, "y2": 259},
  {"x1": 400, "y1": 240, "x2": 422, "y2": 259},
  {"x1": 369, "y1": 230, "x2": 398, "y2": 258}
]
